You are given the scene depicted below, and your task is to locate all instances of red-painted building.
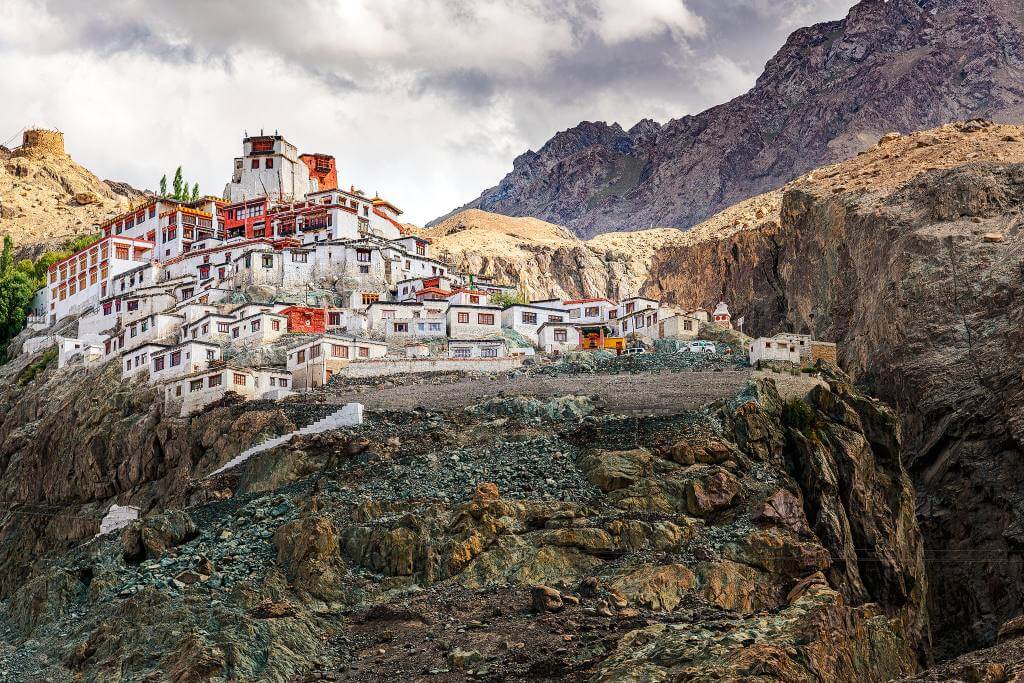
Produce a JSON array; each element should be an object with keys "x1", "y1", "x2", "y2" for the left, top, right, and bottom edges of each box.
[
  {"x1": 279, "y1": 306, "x2": 326, "y2": 334},
  {"x1": 299, "y1": 153, "x2": 338, "y2": 192},
  {"x1": 219, "y1": 198, "x2": 270, "y2": 240}
]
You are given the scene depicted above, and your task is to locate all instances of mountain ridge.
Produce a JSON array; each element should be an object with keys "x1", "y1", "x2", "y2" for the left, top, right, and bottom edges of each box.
[{"x1": 433, "y1": 0, "x2": 1024, "y2": 237}]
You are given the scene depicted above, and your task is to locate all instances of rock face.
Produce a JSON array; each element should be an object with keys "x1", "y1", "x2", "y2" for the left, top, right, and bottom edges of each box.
[
  {"x1": 645, "y1": 120, "x2": 1024, "y2": 659},
  {"x1": 0, "y1": 345, "x2": 928, "y2": 680},
  {"x1": 436, "y1": 0, "x2": 1024, "y2": 237},
  {"x1": 419, "y1": 208, "x2": 688, "y2": 299}
]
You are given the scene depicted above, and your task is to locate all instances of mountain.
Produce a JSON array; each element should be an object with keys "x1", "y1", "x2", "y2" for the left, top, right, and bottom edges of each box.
[
  {"x1": 0, "y1": 130, "x2": 143, "y2": 253},
  {"x1": 419, "y1": 208, "x2": 689, "y2": 300},
  {"x1": 641, "y1": 118, "x2": 1024, "y2": 661},
  {"x1": 434, "y1": 0, "x2": 1024, "y2": 237}
]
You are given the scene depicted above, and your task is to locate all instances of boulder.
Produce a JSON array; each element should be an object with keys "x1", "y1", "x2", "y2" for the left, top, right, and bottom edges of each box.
[
  {"x1": 579, "y1": 448, "x2": 653, "y2": 493},
  {"x1": 121, "y1": 510, "x2": 197, "y2": 561},
  {"x1": 685, "y1": 470, "x2": 740, "y2": 515},
  {"x1": 531, "y1": 584, "x2": 564, "y2": 612},
  {"x1": 754, "y1": 489, "x2": 811, "y2": 535}
]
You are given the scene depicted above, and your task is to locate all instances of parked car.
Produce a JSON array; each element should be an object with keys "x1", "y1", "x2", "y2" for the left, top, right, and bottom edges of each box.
[
  {"x1": 624, "y1": 347, "x2": 647, "y2": 355},
  {"x1": 680, "y1": 340, "x2": 717, "y2": 355}
]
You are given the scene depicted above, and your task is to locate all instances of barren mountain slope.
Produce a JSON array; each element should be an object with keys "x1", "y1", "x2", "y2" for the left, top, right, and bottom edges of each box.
[
  {"x1": 436, "y1": 0, "x2": 1024, "y2": 237},
  {"x1": 0, "y1": 134, "x2": 141, "y2": 252},
  {"x1": 644, "y1": 119, "x2": 1024, "y2": 660},
  {"x1": 420, "y1": 208, "x2": 688, "y2": 300}
]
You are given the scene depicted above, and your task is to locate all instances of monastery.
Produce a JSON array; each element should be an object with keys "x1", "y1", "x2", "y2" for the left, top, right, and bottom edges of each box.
[{"x1": 24, "y1": 131, "x2": 733, "y2": 415}]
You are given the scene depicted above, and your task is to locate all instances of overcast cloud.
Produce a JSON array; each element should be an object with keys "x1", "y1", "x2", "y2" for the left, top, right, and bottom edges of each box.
[{"x1": 0, "y1": 0, "x2": 855, "y2": 224}]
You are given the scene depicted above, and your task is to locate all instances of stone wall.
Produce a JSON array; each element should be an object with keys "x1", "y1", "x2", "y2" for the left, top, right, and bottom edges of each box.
[
  {"x1": 17, "y1": 129, "x2": 65, "y2": 156},
  {"x1": 335, "y1": 356, "x2": 521, "y2": 378}
]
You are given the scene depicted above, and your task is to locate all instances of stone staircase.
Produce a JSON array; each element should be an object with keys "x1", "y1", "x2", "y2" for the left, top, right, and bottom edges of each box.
[{"x1": 208, "y1": 402, "x2": 363, "y2": 477}]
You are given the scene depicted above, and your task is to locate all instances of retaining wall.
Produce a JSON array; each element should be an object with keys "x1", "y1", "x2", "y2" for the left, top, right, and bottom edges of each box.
[{"x1": 335, "y1": 356, "x2": 521, "y2": 378}]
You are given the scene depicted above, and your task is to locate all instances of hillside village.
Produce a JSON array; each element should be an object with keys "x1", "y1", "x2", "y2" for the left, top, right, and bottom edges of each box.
[{"x1": 14, "y1": 129, "x2": 835, "y2": 417}]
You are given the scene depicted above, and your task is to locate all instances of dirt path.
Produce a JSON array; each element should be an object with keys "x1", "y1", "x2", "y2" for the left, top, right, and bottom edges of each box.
[{"x1": 324, "y1": 369, "x2": 823, "y2": 416}]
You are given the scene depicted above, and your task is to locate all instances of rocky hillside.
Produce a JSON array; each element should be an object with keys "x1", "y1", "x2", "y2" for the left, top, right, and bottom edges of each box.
[
  {"x1": 436, "y1": 0, "x2": 1024, "y2": 237},
  {"x1": 0, "y1": 132, "x2": 142, "y2": 252},
  {"x1": 643, "y1": 119, "x2": 1024, "y2": 661},
  {"x1": 0, "y1": 342, "x2": 930, "y2": 680},
  {"x1": 420, "y1": 209, "x2": 688, "y2": 300}
]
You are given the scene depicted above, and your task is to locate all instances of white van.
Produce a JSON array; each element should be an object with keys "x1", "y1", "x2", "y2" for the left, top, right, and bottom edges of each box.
[{"x1": 680, "y1": 340, "x2": 717, "y2": 355}]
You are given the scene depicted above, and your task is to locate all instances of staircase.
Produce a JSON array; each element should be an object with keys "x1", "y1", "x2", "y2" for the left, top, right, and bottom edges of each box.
[{"x1": 208, "y1": 402, "x2": 363, "y2": 477}]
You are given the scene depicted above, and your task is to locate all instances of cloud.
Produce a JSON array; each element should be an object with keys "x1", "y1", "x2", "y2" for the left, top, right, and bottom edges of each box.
[{"x1": 0, "y1": 0, "x2": 857, "y2": 224}]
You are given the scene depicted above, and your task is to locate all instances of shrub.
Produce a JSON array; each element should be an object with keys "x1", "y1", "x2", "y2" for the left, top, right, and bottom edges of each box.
[{"x1": 782, "y1": 397, "x2": 819, "y2": 438}]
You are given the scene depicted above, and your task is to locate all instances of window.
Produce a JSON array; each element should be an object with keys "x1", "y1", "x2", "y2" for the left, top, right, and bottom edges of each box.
[
  {"x1": 190, "y1": 379, "x2": 203, "y2": 392},
  {"x1": 522, "y1": 312, "x2": 537, "y2": 325},
  {"x1": 457, "y1": 312, "x2": 469, "y2": 324},
  {"x1": 271, "y1": 319, "x2": 280, "y2": 331},
  {"x1": 217, "y1": 322, "x2": 229, "y2": 333},
  {"x1": 129, "y1": 325, "x2": 137, "y2": 338},
  {"x1": 251, "y1": 320, "x2": 261, "y2": 332},
  {"x1": 154, "y1": 356, "x2": 165, "y2": 371},
  {"x1": 209, "y1": 373, "x2": 222, "y2": 388},
  {"x1": 331, "y1": 344, "x2": 349, "y2": 358},
  {"x1": 453, "y1": 347, "x2": 470, "y2": 358},
  {"x1": 357, "y1": 346, "x2": 369, "y2": 358},
  {"x1": 232, "y1": 327, "x2": 239, "y2": 338},
  {"x1": 585, "y1": 306, "x2": 600, "y2": 317},
  {"x1": 328, "y1": 312, "x2": 341, "y2": 326},
  {"x1": 115, "y1": 245, "x2": 129, "y2": 260},
  {"x1": 381, "y1": 309, "x2": 396, "y2": 319},
  {"x1": 251, "y1": 159, "x2": 259, "y2": 169},
  {"x1": 175, "y1": 385, "x2": 182, "y2": 397},
  {"x1": 356, "y1": 250, "x2": 371, "y2": 263},
  {"x1": 625, "y1": 302, "x2": 635, "y2": 314},
  {"x1": 428, "y1": 322, "x2": 442, "y2": 332},
  {"x1": 141, "y1": 321, "x2": 149, "y2": 332},
  {"x1": 262, "y1": 255, "x2": 274, "y2": 268},
  {"x1": 482, "y1": 347, "x2": 498, "y2": 358},
  {"x1": 470, "y1": 295, "x2": 480, "y2": 304},
  {"x1": 359, "y1": 265, "x2": 369, "y2": 274},
  {"x1": 292, "y1": 252, "x2": 307, "y2": 263},
  {"x1": 265, "y1": 158, "x2": 273, "y2": 169},
  {"x1": 279, "y1": 378, "x2": 288, "y2": 387},
  {"x1": 394, "y1": 322, "x2": 409, "y2": 332},
  {"x1": 297, "y1": 350, "x2": 306, "y2": 364},
  {"x1": 554, "y1": 329, "x2": 568, "y2": 342},
  {"x1": 202, "y1": 323, "x2": 209, "y2": 334},
  {"x1": 125, "y1": 360, "x2": 131, "y2": 372},
  {"x1": 310, "y1": 345, "x2": 321, "y2": 359},
  {"x1": 683, "y1": 319, "x2": 693, "y2": 331},
  {"x1": 269, "y1": 377, "x2": 276, "y2": 387},
  {"x1": 170, "y1": 351, "x2": 181, "y2": 366},
  {"x1": 549, "y1": 315, "x2": 563, "y2": 323},
  {"x1": 361, "y1": 293, "x2": 380, "y2": 306},
  {"x1": 233, "y1": 373, "x2": 247, "y2": 385},
  {"x1": 477, "y1": 313, "x2": 494, "y2": 325}
]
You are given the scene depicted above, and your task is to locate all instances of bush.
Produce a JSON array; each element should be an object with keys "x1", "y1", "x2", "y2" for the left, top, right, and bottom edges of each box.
[
  {"x1": 17, "y1": 346, "x2": 57, "y2": 386},
  {"x1": 782, "y1": 398, "x2": 819, "y2": 438}
]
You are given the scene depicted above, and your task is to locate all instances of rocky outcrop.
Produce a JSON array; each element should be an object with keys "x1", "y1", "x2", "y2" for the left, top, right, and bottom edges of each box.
[
  {"x1": 0, "y1": 129, "x2": 143, "y2": 251},
  {"x1": 419, "y1": 208, "x2": 687, "y2": 299},
  {"x1": 437, "y1": 0, "x2": 1024, "y2": 236},
  {"x1": 0, "y1": 353, "x2": 296, "y2": 596},
  {"x1": 0, "y1": 365, "x2": 928, "y2": 680},
  {"x1": 645, "y1": 120, "x2": 1024, "y2": 659}
]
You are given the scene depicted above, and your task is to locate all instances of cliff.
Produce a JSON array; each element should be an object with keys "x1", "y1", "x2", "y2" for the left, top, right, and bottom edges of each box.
[
  {"x1": 645, "y1": 119, "x2": 1024, "y2": 659},
  {"x1": 436, "y1": 0, "x2": 1024, "y2": 237},
  {"x1": 0, "y1": 350, "x2": 929, "y2": 680}
]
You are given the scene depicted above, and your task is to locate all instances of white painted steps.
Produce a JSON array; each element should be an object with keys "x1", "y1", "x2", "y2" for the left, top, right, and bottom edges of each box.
[{"x1": 208, "y1": 402, "x2": 364, "y2": 477}]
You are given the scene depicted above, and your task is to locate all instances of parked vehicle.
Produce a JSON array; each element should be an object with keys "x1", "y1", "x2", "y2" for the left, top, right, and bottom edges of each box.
[
  {"x1": 624, "y1": 347, "x2": 646, "y2": 355},
  {"x1": 680, "y1": 340, "x2": 717, "y2": 355}
]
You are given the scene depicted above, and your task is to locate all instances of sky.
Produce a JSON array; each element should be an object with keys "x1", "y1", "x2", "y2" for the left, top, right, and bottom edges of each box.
[{"x1": 0, "y1": 0, "x2": 856, "y2": 225}]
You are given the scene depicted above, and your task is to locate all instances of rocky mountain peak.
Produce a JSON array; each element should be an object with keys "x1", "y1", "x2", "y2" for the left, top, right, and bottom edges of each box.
[{"x1": 436, "y1": 0, "x2": 1024, "y2": 237}]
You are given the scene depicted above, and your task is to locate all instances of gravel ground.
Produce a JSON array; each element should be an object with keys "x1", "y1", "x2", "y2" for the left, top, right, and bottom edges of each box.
[{"x1": 323, "y1": 369, "x2": 823, "y2": 416}]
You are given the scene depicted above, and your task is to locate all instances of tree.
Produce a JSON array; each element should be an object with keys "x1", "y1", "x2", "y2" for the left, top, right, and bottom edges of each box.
[
  {"x1": 0, "y1": 236, "x2": 13, "y2": 277},
  {"x1": 159, "y1": 174, "x2": 168, "y2": 197},
  {"x1": 190, "y1": 182, "x2": 200, "y2": 202},
  {"x1": 490, "y1": 290, "x2": 527, "y2": 309},
  {"x1": 172, "y1": 166, "x2": 184, "y2": 200}
]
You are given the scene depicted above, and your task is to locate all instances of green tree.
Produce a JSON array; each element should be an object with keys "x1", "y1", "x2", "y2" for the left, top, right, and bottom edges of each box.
[
  {"x1": 159, "y1": 174, "x2": 168, "y2": 197},
  {"x1": 490, "y1": 290, "x2": 527, "y2": 308},
  {"x1": 190, "y1": 182, "x2": 200, "y2": 202},
  {"x1": 172, "y1": 166, "x2": 184, "y2": 200},
  {"x1": 0, "y1": 236, "x2": 13, "y2": 277}
]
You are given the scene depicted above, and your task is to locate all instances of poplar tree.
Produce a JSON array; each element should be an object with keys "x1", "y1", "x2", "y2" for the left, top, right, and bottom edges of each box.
[
  {"x1": 172, "y1": 167, "x2": 184, "y2": 200},
  {"x1": 159, "y1": 174, "x2": 167, "y2": 197}
]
